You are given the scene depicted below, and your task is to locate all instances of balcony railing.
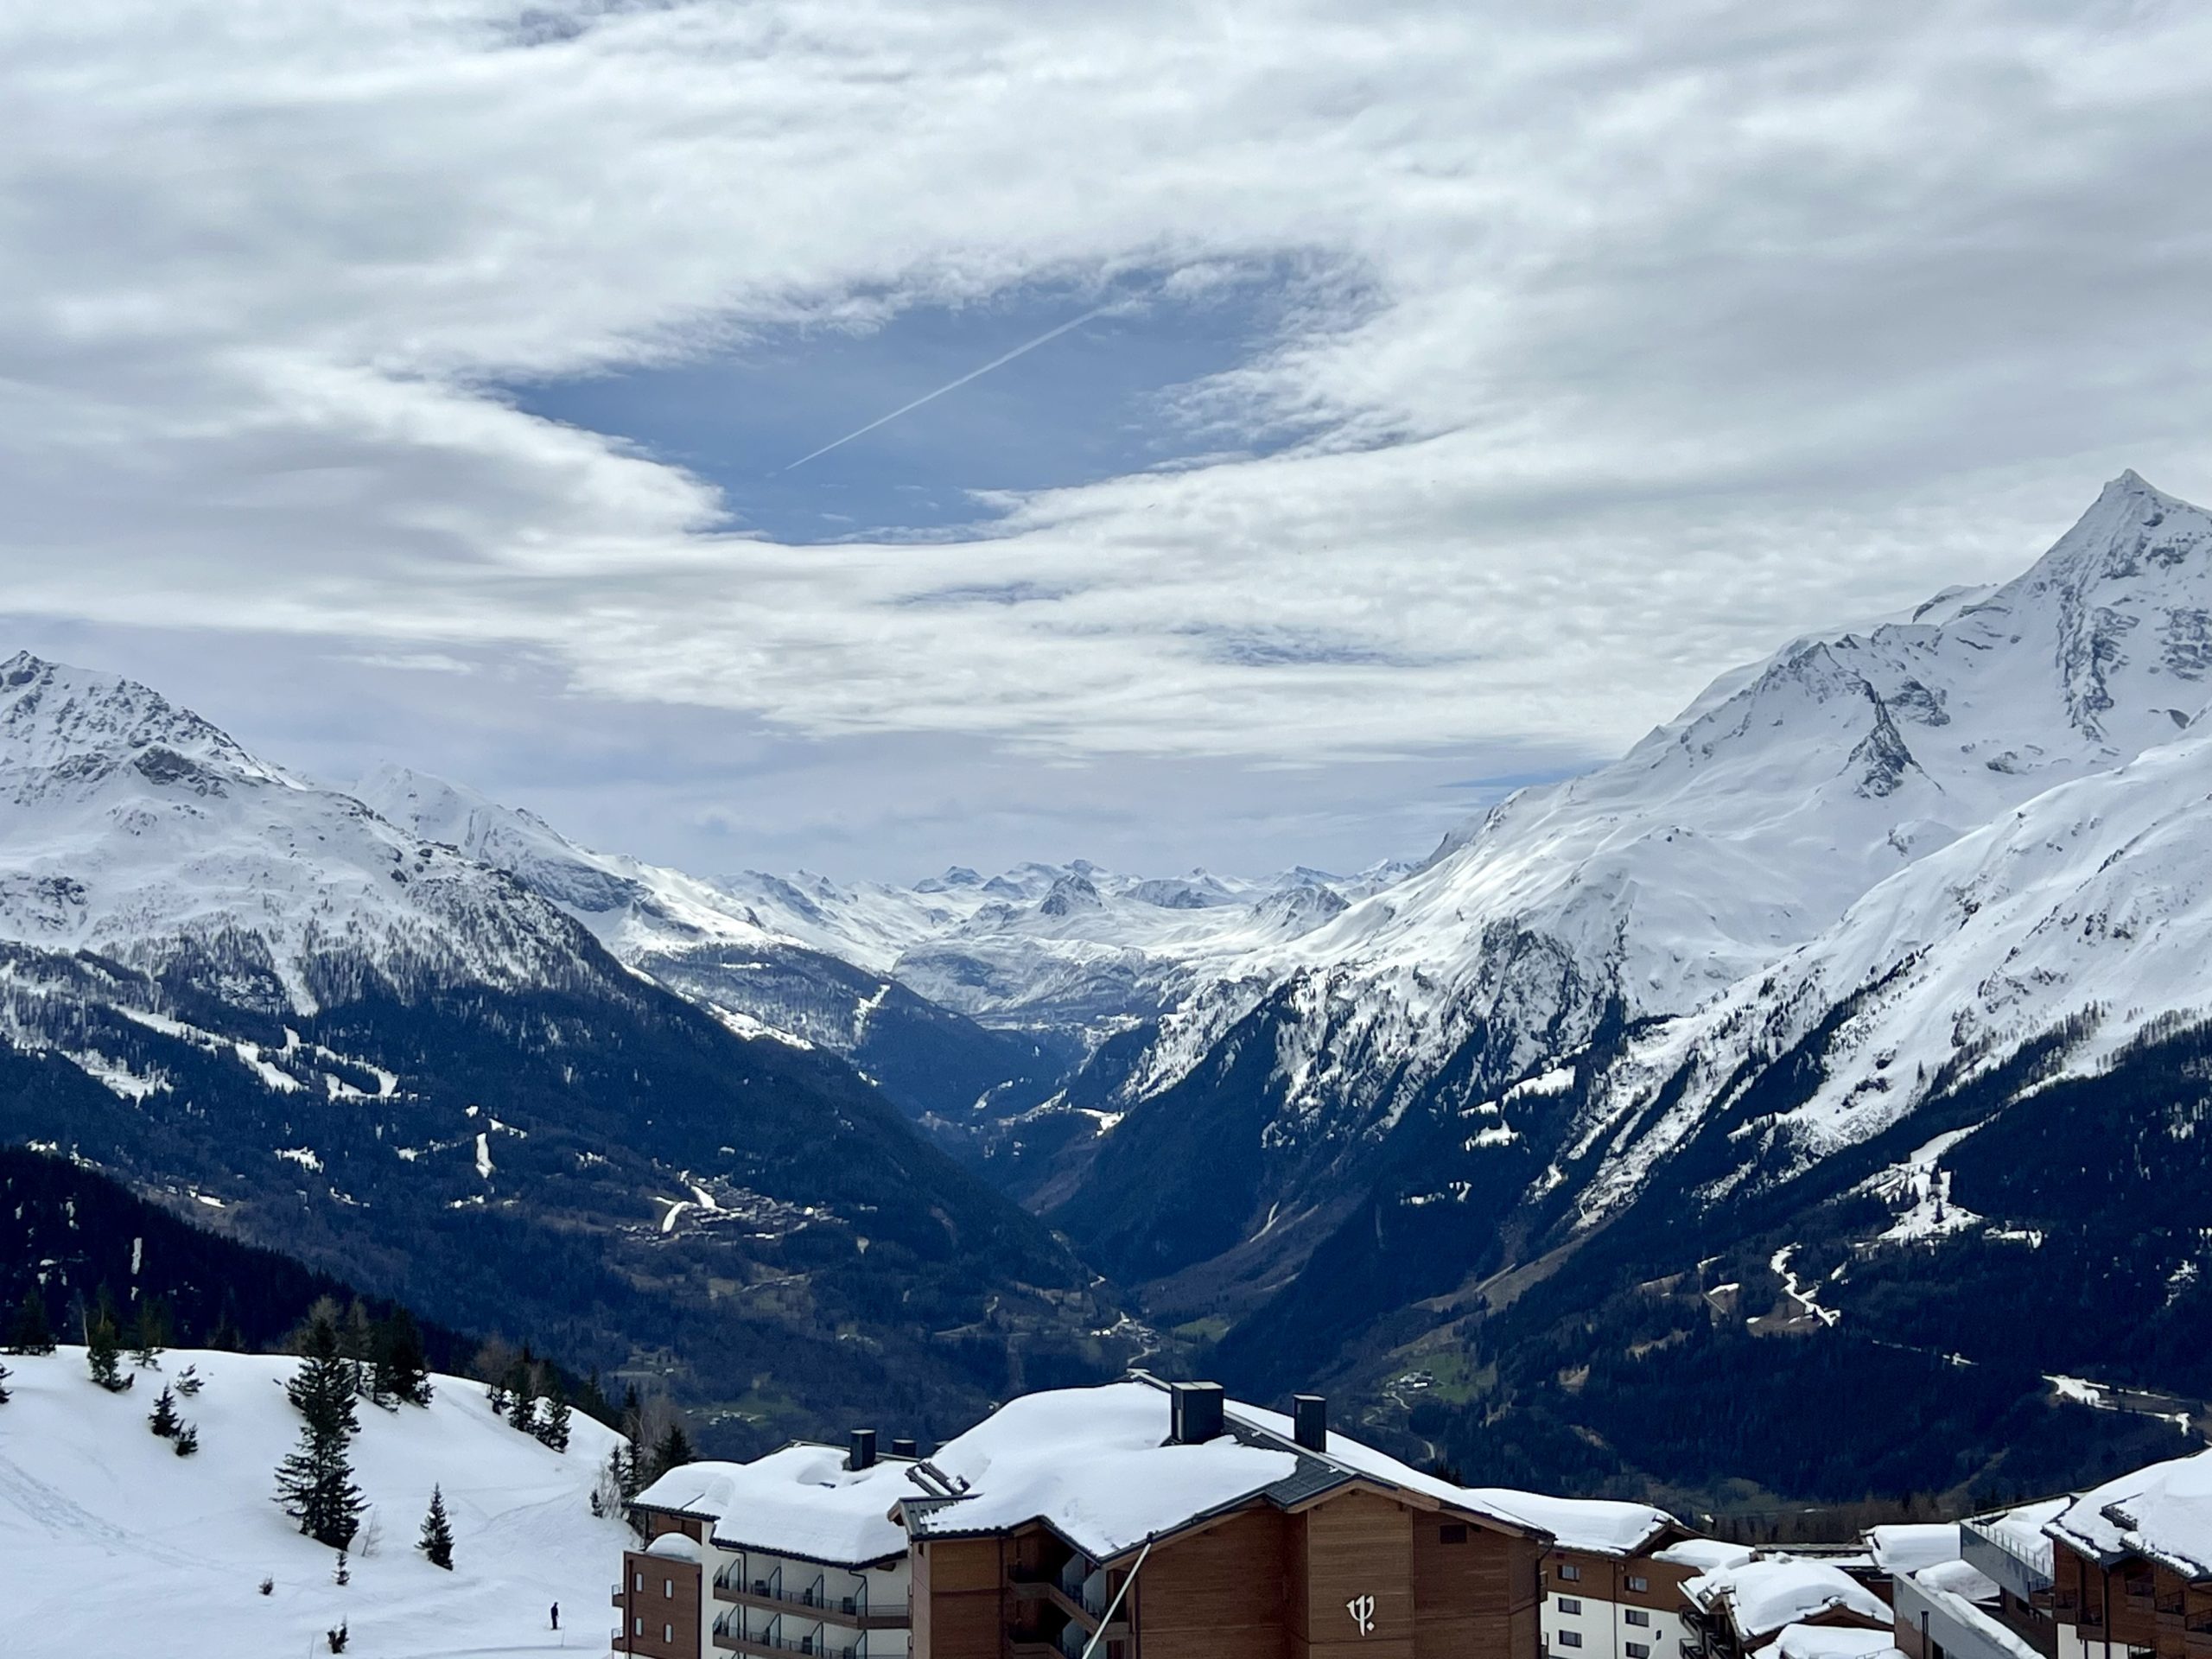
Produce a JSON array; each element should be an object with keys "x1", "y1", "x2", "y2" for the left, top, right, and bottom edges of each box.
[
  {"x1": 712, "y1": 1619, "x2": 862, "y2": 1659},
  {"x1": 716, "y1": 1575, "x2": 874, "y2": 1619},
  {"x1": 1962, "y1": 1517, "x2": 2056, "y2": 1599}
]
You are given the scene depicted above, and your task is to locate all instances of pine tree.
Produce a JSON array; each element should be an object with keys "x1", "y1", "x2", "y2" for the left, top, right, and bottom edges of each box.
[
  {"x1": 86, "y1": 1294, "x2": 130, "y2": 1392},
  {"x1": 174, "y1": 1424, "x2": 200, "y2": 1457},
  {"x1": 149, "y1": 1384, "x2": 183, "y2": 1438},
  {"x1": 504, "y1": 1351, "x2": 537, "y2": 1434},
  {"x1": 619, "y1": 1384, "x2": 645, "y2": 1499},
  {"x1": 0, "y1": 1360, "x2": 11, "y2": 1404},
  {"x1": 4, "y1": 1287, "x2": 54, "y2": 1355},
  {"x1": 274, "y1": 1315, "x2": 365, "y2": 1549},
  {"x1": 174, "y1": 1363, "x2": 205, "y2": 1397},
  {"x1": 536, "y1": 1373, "x2": 572, "y2": 1453},
  {"x1": 128, "y1": 1295, "x2": 170, "y2": 1369},
  {"x1": 333, "y1": 1548, "x2": 350, "y2": 1586},
  {"x1": 417, "y1": 1484, "x2": 454, "y2": 1570},
  {"x1": 371, "y1": 1309, "x2": 433, "y2": 1408},
  {"x1": 649, "y1": 1421, "x2": 694, "y2": 1481}
]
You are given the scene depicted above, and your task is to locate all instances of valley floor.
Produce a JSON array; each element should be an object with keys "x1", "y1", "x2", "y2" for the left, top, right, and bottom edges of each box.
[{"x1": 0, "y1": 1346, "x2": 626, "y2": 1658}]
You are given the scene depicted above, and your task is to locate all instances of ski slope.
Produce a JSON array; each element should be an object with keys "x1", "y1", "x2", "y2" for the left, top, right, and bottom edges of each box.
[{"x1": 0, "y1": 1346, "x2": 626, "y2": 1659}]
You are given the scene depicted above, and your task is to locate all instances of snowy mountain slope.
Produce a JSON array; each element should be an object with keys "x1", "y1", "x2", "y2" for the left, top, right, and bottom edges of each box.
[
  {"x1": 0, "y1": 653, "x2": 594, "y2": 1011},
  {"x1": 354, "y1": 764, "x2": 1076, "y2": 1133},
  {"x1": 1119, "y1": 472, "x2": 2212, "y2": 1128},
  {"x1": 0, "y1": 1345, "x2": 625, "y2": 1659},
  {"x1": 1053, "y1": 472, "x2": 2212, "y2": 1366},
  {"x1": 1563, "y1": 706, "x2": 2212, "y2": 1231},
  {"x1": 0, "y1": 656, "x2": 1124, "y2": 1440}
]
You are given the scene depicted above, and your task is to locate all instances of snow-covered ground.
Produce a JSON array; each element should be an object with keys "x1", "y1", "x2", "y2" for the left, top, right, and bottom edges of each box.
[{"x1": 0, "y1": 1346, "x2": 626, "y2": 1659}]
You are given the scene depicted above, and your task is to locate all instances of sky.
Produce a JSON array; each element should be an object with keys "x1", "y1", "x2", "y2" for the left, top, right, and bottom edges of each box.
[{"x1": 3, "y1": 2, "x2": 2211, "y2": 881}]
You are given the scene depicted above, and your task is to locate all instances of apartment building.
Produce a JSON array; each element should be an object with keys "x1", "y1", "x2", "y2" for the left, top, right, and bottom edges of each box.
[
  {"x1": 620, "y1": 1429, "x2": 918, "y2": 1659},
  {"x1": 623, "y1": 1373, "x2": 1714, "y2": 1659},
  {"x1": 1481, "y1": 1490, "x2": 1707, "y2": 1659},
  {"x1": 2045, "y1": 1445, "x2": 2212, "y2": 1659}
]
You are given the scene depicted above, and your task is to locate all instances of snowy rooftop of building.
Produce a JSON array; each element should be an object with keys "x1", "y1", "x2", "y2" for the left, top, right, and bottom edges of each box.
[
  {"x1": 1866, "y1": 1523, "x2": 1962, "y2": 1577},
  {"x1": 1685, "y1": 1557, "x2": 1891, "y2": 1638},
  {"x1": 633, "y1": 1443, "x2": 915, "y2": 1567},
  {"x1": 2052, "y1": 1446, "x2": 2212, "y2": 1580},
  {"x1": 1913, "y1": 1559, "x2": 1999, "y2": 1603},
  {"x1": 1658, "y1": 1539, "x2": 1758, "y2": 1573},
  {"x1": 1755, "y1": 1623, "x2": 1903, "y2": 1659},
  {"x1": 903, "y1": 1382, "x2": 1302, "y2": 1561},
  {"x1": 645, "y1": 1533, "x2": 702, "y2": 1563},
  {"x1": 1978, "y1": 1496, "x2": 2068, "y2": 1564}
]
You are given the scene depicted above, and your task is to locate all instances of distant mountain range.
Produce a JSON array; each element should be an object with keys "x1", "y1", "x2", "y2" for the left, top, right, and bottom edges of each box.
[
  {"x1": 10, "y1": 473, "x2": 2212, "y2": 1503},
  {"x1": 0, "y1": 651, "x2": 1128, "y2": 1452}
]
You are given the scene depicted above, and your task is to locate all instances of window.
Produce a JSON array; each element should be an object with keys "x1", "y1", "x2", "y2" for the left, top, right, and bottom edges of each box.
[
  {"x1": 1560, "y1": 1563, "x2": 1583, "y2": 1582},
  {"x1": 664, "y1": 1579, "x2": 674, "y2": 1599},
  {"x1": 632, "y1": 1618, "x2": 643, "y2": 1637},
  {"x1": 1628, "y1": 1575, "x2": 1650, "y2": 1592},
  {"x1": 1441, "y1": 1524, "x2": 1469, "y2": 1544},
  {"x1": 1627, "y1": 1610, "x2": 1651, "y2": 1627},
  {"x1": 634, "y1": 1573, "x2": 644, "y2": 1592},
  {"x1": 1559, "y1": 1599, "x2": 1583, "y2": 1616},
  {"x1": 1559, "y1": 1631, "x2": 1585, "y2": 1648},
  {"x1": 1628, "y1": 1643, "x2": 1651, "y2": 1656},
  {"x1": 663, "y1": 1624, "x2": 674, "y2": 1643}
]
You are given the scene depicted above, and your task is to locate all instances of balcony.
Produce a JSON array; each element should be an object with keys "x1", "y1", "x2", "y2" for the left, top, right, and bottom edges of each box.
[
  {"x1": 712, "y1": 1576, "x2": 906, "y2": 1631},
  {"x1": 1962, "y1": 1518, "x2": 2056, "y2": 1601},
  {"x1": 712, "y1": 1619, "x2": 864, "y2": 1659},
  {"x1": 613, "y1": 1581, "x2": 626, "y2": 1609}
]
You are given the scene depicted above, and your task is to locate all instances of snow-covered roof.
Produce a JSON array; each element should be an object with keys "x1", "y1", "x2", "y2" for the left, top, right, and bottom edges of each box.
[
  {"x1": 1755, "y1": 1624, "x2": 1902, "y2": 1659},
  {"x1": 633, "y1": 1444, "x2": 914, "y2": 1567},
  {"x1": 900, "y1": 1379, "x2": 1569, "y2": 1565},
  {"x1": 903, "y1": 1382, "x2": 1302, "y2": 1561},
  {"x1": 1866, "y1": 1523, "x2": 1961, "y2": 1576},
  {"x1": 1658, "y1": 1539, "x2": 1758, "y2": 1573},
  {"x1": 646, "y1": 1533, "x2": 702, "y2": 1563},
  {"x1": 1458, "y1": 1488, "x2": 1681, "y2": 1556},
  {"x1": 1913, "y1": 1559, "x2": 1999, "y2": 1603},
  {"x1": 2050, "y1": 1446, "x2": 2212, "y2": 1580},
  {"x1": 1686, "y1": 1558, "x2": 1891, "y2": 1638}
]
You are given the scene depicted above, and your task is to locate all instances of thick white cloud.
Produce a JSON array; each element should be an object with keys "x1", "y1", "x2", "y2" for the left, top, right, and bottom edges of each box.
[{"x1": 5, "y1": 0, "x2": 2212, "y2": 782}]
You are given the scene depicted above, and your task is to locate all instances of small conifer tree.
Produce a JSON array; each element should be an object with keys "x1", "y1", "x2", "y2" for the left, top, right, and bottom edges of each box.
[
  {"x1": 371, "y1": 1309, "x2": 433, "y2": 1408},
  {"x1": 333, "y1": 1548, "x2": 350, "y2": 1586},
  {"x1": 536, "y1": 1373, "x2": 571, "y2": 1452},
  {"x1": 418, "y1": 1485, "x2": 454, "y2": 1570},
  {"x1": 4, "y1": 1287, "x2": 54, "y2": 1355},
  {"x1": 149, "y1": 1384, "x2": 183, "y2": 1438},
  {"x1": 0, "y1": 1359, "x2": 11, "y2": 1404},
  {"x1": 86, "y1": 1295, "x2": 130, "y2": 1392},
  {"x1": 175, "y1": 1363, "x2": 205, "y2": 1397},
  {"x1": 128, "y1": 1295, "x2": 170, "y2": 1369},
  {"x1": 174, "y1": 1423, "x2": 200, "y2": 1457},
  {"x1": 274, "y1": 1315, "x2": 365, "y2": 1549}
]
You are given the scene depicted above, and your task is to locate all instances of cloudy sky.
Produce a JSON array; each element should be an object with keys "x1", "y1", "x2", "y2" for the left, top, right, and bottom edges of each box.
[{"x1": 4, "y1": 2, "x2": 2209, "y2": 880}]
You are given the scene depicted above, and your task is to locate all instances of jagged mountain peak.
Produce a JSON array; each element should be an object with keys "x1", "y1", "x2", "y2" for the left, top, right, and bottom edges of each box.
[{"x1": 1, "y1": 651, "x2": 276, "y2": 794}]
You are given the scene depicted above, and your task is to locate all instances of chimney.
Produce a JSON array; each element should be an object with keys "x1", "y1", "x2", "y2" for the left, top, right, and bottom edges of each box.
[
  {"x1": 1293, "y1": 1394, "x2": 1327, "y2": 1452},
  {"x1": 890, "y1": 1437, "x2": 919, "y2": 1459},
  {"x1": 1169, "y1": 1381, "x2": 1225, "y2": 1446},
  {"x1": 849, "y1": 1428, "x2": 877, "y2": 1471}
]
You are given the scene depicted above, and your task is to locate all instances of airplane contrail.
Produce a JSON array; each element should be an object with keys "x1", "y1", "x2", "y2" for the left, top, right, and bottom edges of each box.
[{"x1": 775, "y1": 303, "x2": 1113, "y2": 474}]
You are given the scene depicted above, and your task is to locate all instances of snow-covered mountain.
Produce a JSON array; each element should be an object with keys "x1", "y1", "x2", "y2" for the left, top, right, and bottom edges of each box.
[
  {"x1": 0, "y1": 652, "x2": 590, "y2": 1011},
  {"x1": 0, "y1": 653, "x2": 1122, "y2": 1440},
  {"x1": 0, "y1": 1344, "x2": 624, "y2": 1659},
  {"x1": 1048, "y1": 474, "x2": 2212, "y2": 1420}
]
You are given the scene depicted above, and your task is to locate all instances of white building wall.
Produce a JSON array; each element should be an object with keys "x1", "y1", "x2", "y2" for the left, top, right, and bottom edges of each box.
[{"x1": 1544, "y1": 1592, "x2": 1693, "y2": 1659}]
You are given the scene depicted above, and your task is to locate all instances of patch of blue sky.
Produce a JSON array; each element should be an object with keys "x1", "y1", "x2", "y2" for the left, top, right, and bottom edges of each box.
[{"x1": 498, "y1": 264, "x2": 1319, "y2": 544}]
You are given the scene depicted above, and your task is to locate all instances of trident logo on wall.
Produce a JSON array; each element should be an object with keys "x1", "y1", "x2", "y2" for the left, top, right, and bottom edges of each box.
[{"x1": 1346, "y1": 1594, "x2": 1376, "y2": 1636}]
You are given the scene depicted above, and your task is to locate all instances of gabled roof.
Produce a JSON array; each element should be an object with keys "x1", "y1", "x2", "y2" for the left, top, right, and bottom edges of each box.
[
  {"x1": 632, "y1": 1441, "x2": 914, "y2": 1568},
  {"x1": 895, "y1": 1377, "x2": 1550, "y2": 1566},
  {"x1": 2050, "y1": 1446, "x2": 2212, "y2": 1581}
]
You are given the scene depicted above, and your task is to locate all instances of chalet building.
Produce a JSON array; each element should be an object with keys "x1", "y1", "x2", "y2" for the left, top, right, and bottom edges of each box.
[
  {"x1": 2044, "y1": 1446, "x2": 2212, "y2": 1659},
  {"x1": 1479, "y1": 1491, "x2": 1707, "y2": 1659},
  {"x1": 618, "y1": 1431, "x2": 918, "y2": 1659},
  {"x1": 621, "y1": 1373, "x2": 1708, "y2": 1659}
]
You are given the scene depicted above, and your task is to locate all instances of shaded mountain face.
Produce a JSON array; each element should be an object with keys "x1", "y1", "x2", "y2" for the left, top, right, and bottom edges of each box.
[
  {"x1": 1041, "y1": 474, "x2": 2212, "y2": 1500},
  {"x1": 0, "y1": 654, "x2": 1125, "y2": 1450}
]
